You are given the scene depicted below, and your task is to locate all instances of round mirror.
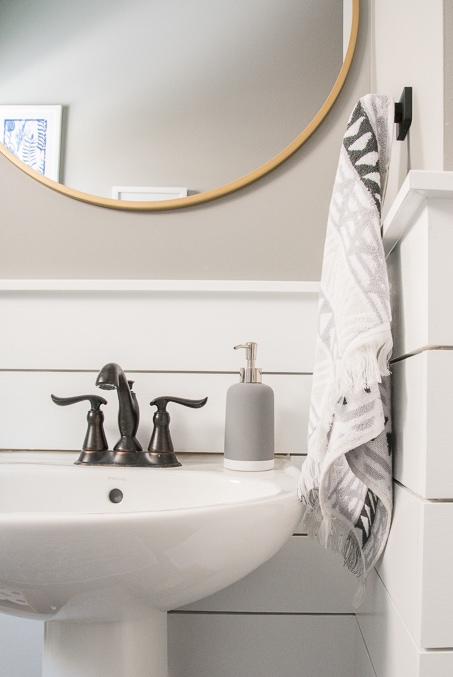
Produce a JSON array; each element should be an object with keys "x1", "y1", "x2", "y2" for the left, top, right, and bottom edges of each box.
[{"x1": 0, "y1": 0, "x2": 359, "y2": 211}]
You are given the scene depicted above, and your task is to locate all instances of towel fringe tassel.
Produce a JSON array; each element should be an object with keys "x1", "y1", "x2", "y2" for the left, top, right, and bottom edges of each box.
[
  {"x1": 342, "y1": 532, "x2": 364, "y2": 577},
  {"x1": 299, "y1": 493, "x2": 367, "y2": 580},
  {"x1": 335, "y1": 334, "x2": 392, "y2": 398},
  {"x1": 353, "y1": 576, "x2": 367, "y2": 608}
]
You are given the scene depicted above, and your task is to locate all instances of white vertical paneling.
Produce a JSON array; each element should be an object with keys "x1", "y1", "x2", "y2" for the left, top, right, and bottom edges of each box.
[
  {"x1": 0, "y1": 371, "x2": 312, "y2": 455},
  {"x1": 391, "y1": 353, "x2": 428, "y2": 496},
  {"x1": 420, "y1": 500, "x2": 453, "y2": 648},
  {"x1": 380, "y1": 173, "x2": 453, "y2": 672},
  {"x1": 427, "y1": 200, "x2": 453, "y2": 344},
  {"x1": 357, "y1": 569, "x2": 453, "y2": 677},
  {"x1": 392, "y1": 350, "x2": 453, "y2": 498},
  {"x1": 357, "y1": 569, "x2": 423, "y2": 677},
  {"x1": 386, "y1": 207, "x2": 429, "y2": 359},
  {"x1": 352, "y1": 619, "x2": 376, "y2": 677},
  {"x1": 181, "y1": 537, "x2": 356, "y2": 614},
  {"x1": 0, "y1": 614, "x2": 43, "y2": 677},
  {"x1": 375, "y1": 484, "x2": 424, "y2": 647},
  {"x1": 0, "y1": 282, "x2": 319, "y2": 372},
  {"x1": 419, "y1": 652, "x2": 453, "y2": 677},
  {"x1": 376, "y1": 483, "x2": 453, "y2": 648},
  {"x1": 0, "y1": 281, "x2": 317, "y2": 455},
  {"x1": 384, "y1": 174, "x2": 453, "y2": 358},
  {"x1": 383, "y1": 171, "x2": 453, "y2": 254},
  {"x1": 168, "y1": 613, "x2": 357, "y2": 677}
]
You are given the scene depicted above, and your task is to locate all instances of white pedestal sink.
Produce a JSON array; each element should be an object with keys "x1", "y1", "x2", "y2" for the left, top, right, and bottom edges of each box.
[{"x1": 0, "y1": 452, "x2": 303, "y2": 676}]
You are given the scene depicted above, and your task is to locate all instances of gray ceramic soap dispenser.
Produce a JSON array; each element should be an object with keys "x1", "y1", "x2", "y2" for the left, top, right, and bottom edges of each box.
[{"x1": 224, "y1": 342, "x2": 274, "y2": 471}]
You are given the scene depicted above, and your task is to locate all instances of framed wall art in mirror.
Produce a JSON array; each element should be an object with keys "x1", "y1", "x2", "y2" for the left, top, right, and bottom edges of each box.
[{"x1": 0, "y1": 105, "x2": 62, "y2": 182}]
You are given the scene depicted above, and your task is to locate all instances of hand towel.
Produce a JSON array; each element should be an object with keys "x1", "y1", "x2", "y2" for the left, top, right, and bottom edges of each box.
[{"x1": 298, "y1": 94, "x2": 394, "y2": 605}]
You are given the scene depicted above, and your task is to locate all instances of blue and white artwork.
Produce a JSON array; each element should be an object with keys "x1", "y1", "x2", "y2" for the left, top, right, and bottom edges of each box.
[{"x1": 3, "y1": 118, "x2": 47, "y2": 175}]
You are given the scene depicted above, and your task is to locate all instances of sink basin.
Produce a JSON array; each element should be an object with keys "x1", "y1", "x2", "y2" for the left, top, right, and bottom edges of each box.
[
  {"x1": 0, "y1": 451, "x2": 303, "y2": 676},
  {"x1": 0, "y1": 460, "x2": 281, "y2": 514},
  {"x1": 0, "y1": 452, "x2": 302, "y2": 621}
]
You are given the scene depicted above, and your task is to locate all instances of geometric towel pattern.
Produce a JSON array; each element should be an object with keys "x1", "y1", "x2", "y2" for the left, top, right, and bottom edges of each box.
[{"x1": 298, "y1": 95, "x2": 394, "y2": 605}]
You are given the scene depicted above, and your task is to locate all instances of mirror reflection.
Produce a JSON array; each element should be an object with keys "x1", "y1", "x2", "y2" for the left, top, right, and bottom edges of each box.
[{"x1": 0, "y1": 0, "x2": 355, "y2": 208}]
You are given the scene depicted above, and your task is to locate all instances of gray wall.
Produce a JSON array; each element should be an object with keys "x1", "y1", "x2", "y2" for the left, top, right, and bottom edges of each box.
[{"x1": 0, "y1": 1, "x2": 371, "y2": 281}]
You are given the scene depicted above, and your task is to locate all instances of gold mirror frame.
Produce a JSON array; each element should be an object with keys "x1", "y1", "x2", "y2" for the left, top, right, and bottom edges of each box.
[{"x1": 0, "y1": 0, "x2": 359, "y2": 212}]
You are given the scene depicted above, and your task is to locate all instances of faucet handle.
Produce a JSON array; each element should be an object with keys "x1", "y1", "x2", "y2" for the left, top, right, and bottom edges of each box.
[
  {"x1": 147, "y1": 395, "x2": 208, "y2": 466},
  {"x1": 149, "y1": 396, "x2": 208, "y2": 411},
  {"x1": 51, "y1": 394, "x2": 108, "y2": 410},
  {"x1": 51, "y1": 393, "x2": 109, "y2": 464}
]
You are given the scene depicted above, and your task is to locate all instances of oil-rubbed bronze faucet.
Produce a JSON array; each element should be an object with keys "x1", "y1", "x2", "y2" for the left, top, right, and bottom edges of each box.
[
  {"x1": 52, "y1": 362, "x2": 208, "y2": 467},
  {"x1": 96, "y1": 362, "x2": 142, "y2": 456}
]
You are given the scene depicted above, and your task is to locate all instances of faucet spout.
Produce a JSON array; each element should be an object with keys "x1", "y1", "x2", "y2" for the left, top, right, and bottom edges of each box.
[{"x1": 96, "y1": 363, "x2": 142, "y2": 452}]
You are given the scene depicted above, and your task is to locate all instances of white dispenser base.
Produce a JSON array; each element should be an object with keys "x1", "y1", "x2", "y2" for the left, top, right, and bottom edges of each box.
[
  {"x1": 43, "y1": 610, "x2": 168, "y2": 677},
  {"x1": 223, "y1": 458, "x2": 274, "y2": 471}
]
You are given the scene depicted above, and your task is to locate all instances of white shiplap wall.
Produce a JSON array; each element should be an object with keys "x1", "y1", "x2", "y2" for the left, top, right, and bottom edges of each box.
[
  {"x1": 0, "y1": 280, "x2": 372, "y2": 677},
  {"x1": 356, "y1": 171, "x2": 453, "y2": 676}
]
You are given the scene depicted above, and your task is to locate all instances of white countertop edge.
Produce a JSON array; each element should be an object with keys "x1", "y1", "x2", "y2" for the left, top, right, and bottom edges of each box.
[
  {"x1": 0, "y1": 279, "x2": 320, "y2": 294},
  {"x1": 383, "y1": 170, "x2": 453, "y2": 256}
]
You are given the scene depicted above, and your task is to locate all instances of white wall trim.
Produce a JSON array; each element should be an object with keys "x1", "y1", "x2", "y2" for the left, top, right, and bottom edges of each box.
[
  {"x1": 383, "y1": 170, "x2": 453, "y2": 256},
  {"x1": 0, "y1": 279, "x2": 320, "y2": 294}
]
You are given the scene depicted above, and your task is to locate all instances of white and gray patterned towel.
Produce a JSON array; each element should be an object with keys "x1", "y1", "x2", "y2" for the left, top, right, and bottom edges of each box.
[{"x1": 298, "y1": 94, "x2": 394, "y2": 605}]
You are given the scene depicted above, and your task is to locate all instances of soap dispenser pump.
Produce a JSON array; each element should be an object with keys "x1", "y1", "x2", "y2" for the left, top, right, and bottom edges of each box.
[{"x1": 224, "y1": 342, "x2": 274, "y2": 471}]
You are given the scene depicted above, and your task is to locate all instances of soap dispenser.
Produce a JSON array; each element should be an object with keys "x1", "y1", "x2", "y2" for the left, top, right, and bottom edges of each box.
[{"x1": 224, "y1": 342, "x2": 274, "y2": 471}]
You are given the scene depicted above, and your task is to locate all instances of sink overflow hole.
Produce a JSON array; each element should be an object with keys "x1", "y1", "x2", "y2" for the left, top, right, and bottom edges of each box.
[{"x1": 109, "y1": 488, "x2": 124, "y2": 503}]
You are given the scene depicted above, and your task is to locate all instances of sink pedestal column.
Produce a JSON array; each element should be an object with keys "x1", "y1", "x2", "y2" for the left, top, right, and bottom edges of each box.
[{"x1": 42, "y1": 610, "x2": 168, "y2": 677}]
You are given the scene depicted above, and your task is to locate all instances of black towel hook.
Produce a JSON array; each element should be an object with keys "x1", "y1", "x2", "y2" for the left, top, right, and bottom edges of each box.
[{"x1": 394, "y1": 87, "x2": 412, "y2": 141}]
